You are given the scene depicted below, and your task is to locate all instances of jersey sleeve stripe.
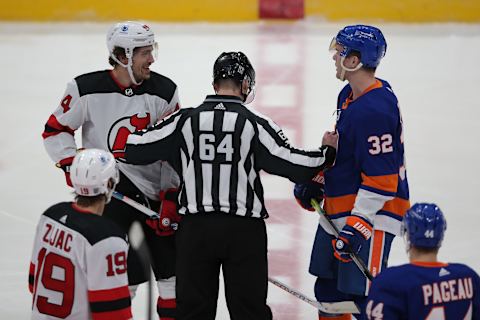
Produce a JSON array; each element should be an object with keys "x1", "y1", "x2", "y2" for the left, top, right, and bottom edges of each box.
[
  {"x1": 381, "y1": 197, "x2": 410, "y2": 217},
  {"x1": 91, "y1": 306, "x2": 132, "y2": 320},
  {"x1": 361, "y1": 173, "x2": 398, "y2": 194},
  {"x1": 360, "y1": 185, "x2": 397, "y2": 197},
  {"x1": 28, "y1": 262, "x2": 35, "y2": 293},
  {"x1": 88, "y1": 285, "x2": 130, "y2": 302},
  {"x1": 42, "y1": 115, "x2": 75, "y2": 139},
  {"x1": 90, "y1": 297, "x2": 131, "y2": 315},
  {"x1": 325, "y1": 194, "x2": 409, "y2": 218},
  {"x1": 88, "y1": 285, "x2": 132, "y2": 318},
  {"x1": 325, "y1": 194, "x2": 357, "y2": 215}
]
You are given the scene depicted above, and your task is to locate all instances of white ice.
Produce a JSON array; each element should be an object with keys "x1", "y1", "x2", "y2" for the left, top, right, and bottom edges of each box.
[{"x1": 0, "y1": 21, "x2": 479, "y2": 319}]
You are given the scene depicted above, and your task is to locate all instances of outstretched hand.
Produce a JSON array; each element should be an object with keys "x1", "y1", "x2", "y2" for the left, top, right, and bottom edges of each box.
[
  {"x1": 293, "y1": 172, "x2": 325, "y2": 211},
  {"x1": 322, "y1": 131, "x2": 338, "y2": 149}
]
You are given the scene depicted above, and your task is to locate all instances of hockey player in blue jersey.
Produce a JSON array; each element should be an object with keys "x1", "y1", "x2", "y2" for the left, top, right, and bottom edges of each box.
[
  {"x1": 366, "y1": 203, "x2": 480, "y2": 319},
  {"x1": 294, "y1": 25, "x2": 410, "y2": 319}
]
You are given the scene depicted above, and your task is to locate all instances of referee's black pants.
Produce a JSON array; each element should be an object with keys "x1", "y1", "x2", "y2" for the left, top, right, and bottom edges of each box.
[{"x1": 176, "y1": 212, "x2": 271, "y2": 320}]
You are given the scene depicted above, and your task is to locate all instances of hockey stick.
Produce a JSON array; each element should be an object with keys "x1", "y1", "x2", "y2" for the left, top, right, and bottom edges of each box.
[
  {"x1": 115, "y1": 191, "x2": 358, "y2": 313},
  {"x1": 112, "y1": 191, "x2": 160, "y2": 219},
  {"x1": 310, "y1": 199, "x2": 374, "y2": 281},
  {"x1": 268, "y1": 276, "x2": 359, "y2": 314},
  {"x1": 129, "y1": 221, "x2": 153, "y2": 320}
]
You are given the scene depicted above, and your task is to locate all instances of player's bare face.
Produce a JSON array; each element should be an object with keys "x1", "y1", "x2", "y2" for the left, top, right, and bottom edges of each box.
[
  {"x1": 332, "y1": 44, "x2": 343, "y2": 79},
  {"x1": 132, "y1": 46, "x2": 155, "y2": 82}
]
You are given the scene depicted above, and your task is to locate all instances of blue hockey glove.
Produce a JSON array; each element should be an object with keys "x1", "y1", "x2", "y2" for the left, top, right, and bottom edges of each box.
[
  {"x1": 332, "y1": 215, "x2": 373, "y2": 262},
  {"x1": 293, "y1": 172, "x2": 325, "y2": 211}
]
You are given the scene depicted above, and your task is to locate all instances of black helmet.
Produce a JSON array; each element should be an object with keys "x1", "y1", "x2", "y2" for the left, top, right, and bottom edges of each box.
[{"x1": 213, "y1": 52, "x2": 256, "y2": 94}]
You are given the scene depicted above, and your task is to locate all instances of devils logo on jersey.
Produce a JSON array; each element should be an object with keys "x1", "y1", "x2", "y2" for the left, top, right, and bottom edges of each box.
[{"x1": 108, "y1": 113, "x2": 150, "y2": 161}]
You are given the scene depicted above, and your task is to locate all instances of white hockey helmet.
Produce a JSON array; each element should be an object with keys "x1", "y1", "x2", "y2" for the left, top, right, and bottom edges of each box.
[
  {"x1": 106, "y1": 21, "x2": 157, "y2": 85},
  {"x1": 70, "y1": 149, "x2": 120, "y2": 203}
]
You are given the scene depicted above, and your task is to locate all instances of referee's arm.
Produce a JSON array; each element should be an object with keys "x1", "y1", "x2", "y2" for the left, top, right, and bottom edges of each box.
[
  {"x1": 255, "y1": 120, "x2": 336, "y2": 183},
  {"x1": 124, "y1": 111, "x2": 182, "y2": 165}
]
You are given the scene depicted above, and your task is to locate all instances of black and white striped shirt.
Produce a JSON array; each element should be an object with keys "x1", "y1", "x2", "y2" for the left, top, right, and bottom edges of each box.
[{"x1": 125, "y1": 95, "x2": 335, "y2": 218}]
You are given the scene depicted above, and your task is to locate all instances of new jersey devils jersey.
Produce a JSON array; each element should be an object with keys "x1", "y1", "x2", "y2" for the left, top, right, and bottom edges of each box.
[
  {"x1": 366, "y1": 262, "x2": 480, "y2": 320},
  {"x1": 29, "y1": 202, "x2": 131, "y2": 320},
  {"x1": 42, "y1": 70, "x2": 181, "y2": 200}
]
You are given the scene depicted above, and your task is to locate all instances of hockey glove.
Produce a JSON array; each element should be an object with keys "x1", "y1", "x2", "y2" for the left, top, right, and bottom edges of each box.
[
  {"x1": 56, "y1": 156, "x2": 75, "y2": 187},
  {"x1": 293, "y1": 172, "x2": 325, "y2": 211},
  {"x1": 146, "y1": 189, "x2": 181, "y2": 237},
  {"x1": 332, "y1": 215, "x2": 373, "y2": 263}
]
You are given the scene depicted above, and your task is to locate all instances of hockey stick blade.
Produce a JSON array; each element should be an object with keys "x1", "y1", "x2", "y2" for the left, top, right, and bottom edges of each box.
[
  {"x1": 311, "y1": 199, "x2": 374, "y2": 281},
  {"x1": 112, "y1": 191, "x2": 160, "y2": 219},
  {"x1": 268, "y1": 277, "x2": 359, "y2": 314}
]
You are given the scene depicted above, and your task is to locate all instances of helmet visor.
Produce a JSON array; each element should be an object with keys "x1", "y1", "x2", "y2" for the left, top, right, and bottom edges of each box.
[
  {"x1": 329, "y1": 37, "x2": 348, "y2": 58},
  {"x1": 329, "y1": 37, "x2": 338, "y2": 54},
  {"x1": 153, "y1": 42, "x2": 158, "y2": 61}
]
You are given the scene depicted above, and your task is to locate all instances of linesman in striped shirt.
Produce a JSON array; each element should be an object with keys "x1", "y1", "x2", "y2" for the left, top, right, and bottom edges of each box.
[{"x1": 124, "y1": 51, "x2": 338, "y2": 320}]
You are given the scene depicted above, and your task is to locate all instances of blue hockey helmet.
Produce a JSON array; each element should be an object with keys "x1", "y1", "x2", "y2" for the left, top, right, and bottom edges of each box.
[
  {"x1": 402, "y1": 203, "x2": 447, "y2": 249},
  {"x1": 330, "y1": 25, "x2": 387, "y2": 68}
]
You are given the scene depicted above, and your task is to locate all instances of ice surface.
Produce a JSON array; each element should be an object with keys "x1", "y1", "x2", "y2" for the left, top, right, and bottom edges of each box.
[{"x1": 1, "y1": 21, "x2": 479, "y2": 319}]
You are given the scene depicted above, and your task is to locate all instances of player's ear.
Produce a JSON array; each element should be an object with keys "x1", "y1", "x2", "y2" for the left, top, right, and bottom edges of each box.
[
  {"x1": 115, "y1": 51, "x2": 128, "y2": 65},
  {"x1": 347, "y1": 55, "x2": 361, "y2": 69}
]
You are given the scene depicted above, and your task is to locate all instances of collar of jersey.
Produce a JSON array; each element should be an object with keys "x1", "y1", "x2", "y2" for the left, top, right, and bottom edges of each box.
[
  {"x1": 342, "y1": 79, "x2": 383, "y2": 110},
  {"x1": 109, "y1": 70, "x2": 139, "y2": 91},
  {"x1": 411, "y1": 261, "x2": 449, "y2": 268},
  {"x1": 204, "y1": 95, "x2": 243, "y2": 103},
  {"x1": 71, "y1": 202, "x2": 97, "y2": 215}
]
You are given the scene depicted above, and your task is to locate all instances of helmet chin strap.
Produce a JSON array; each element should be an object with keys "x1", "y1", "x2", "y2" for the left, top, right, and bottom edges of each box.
[
  {"x1": 244, "y1": 87, "x2": 256, "y2": 104},
  {"x1": 105, "y1": 188, "x2": 114, "y2": 204},
  {"x1": 104, "y1": 179, "x2": 118, "y2": 204},
  {"x1": 338, "y1": 56, "x2": 363, "y2": 81},
  {"x1": 110, "y1": 53, "x2": 141, "y2": 86}
]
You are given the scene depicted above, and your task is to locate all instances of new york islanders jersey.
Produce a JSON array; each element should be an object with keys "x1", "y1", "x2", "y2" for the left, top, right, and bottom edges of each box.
[
  {"x1": 29, "y1": 202, "x2": 131, "y2": 320},
  {"x1": 42, "y1": 70, "x2": 181, "y2": 200},
  {"x1": 322, "y1": 78, "x2": 410, "y2": 236},
  {"x1": 366, "y1": 262, "x2": 480, "y2": 319}
]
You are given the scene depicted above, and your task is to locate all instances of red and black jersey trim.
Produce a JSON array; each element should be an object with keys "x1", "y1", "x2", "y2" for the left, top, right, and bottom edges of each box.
[
  {"x1": 43, "y1": 202, "x2": 127, "y2": 246},
  {"x1": 88, "y1": 285, "x2": 131, "y2": 320},
  {"x1": 28, "y1": 262, "x2": 35, "y2": 293},
  {"x1": 157, "y1": 297, "x2": 177, "y2": 319},
  {"x1": 42, "y1": 114, "x2": 75, "y2": 139},
  {"x1": 75, "y1": 70, "x2": 177, "y2": 103}
]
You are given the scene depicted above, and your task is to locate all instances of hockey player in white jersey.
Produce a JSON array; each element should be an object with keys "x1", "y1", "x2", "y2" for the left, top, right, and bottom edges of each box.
[
  {"x1": 28, "y1": 149, "x2": 132, "y2": 320},
  {"x1": 42, "y1": 21, "x2": 180, "y2": 319}
]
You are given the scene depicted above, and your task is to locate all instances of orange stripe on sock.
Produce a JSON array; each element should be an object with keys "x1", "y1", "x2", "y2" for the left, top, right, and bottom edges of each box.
[{"x1": 369, "y1": 230, "x2": 385, "y2": 279}]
